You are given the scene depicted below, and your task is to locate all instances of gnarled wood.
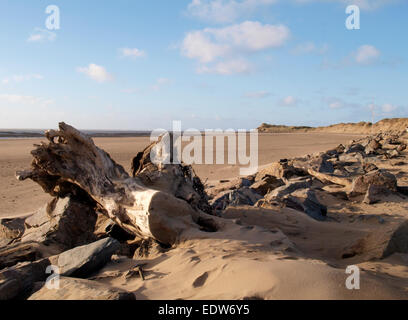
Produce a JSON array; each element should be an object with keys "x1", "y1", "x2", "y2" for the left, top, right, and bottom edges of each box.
[
  {"x1": 16, "y1": 122, "x2": 214, "y2": 245},
  {"x1": 307, "y1": 168, "x2": 352, "y2": 188}
]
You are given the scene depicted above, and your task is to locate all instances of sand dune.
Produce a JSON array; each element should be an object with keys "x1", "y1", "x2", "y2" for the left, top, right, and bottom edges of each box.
[{"x1": 259, "y1": 118, "x2": 408, "y2": 134}]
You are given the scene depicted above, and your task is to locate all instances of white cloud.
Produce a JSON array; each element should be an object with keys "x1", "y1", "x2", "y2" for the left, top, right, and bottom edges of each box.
[
  {"x1": 324, "y1": 97, "x2": 360, "y2": 109},
  {"x1": 367, "y1": 102, "x2": 405, "y2": 117},
  {"x1": 182, "y1": 21, "x2": 290, "y2": 74},
  {"x1": 368, "y1": 103, "x2": 377, "y2": 112},
  {"x1": 354, "y1": 45, "x2": 381, "y2": 65},
  {"x1": 382, "y1": 103, "x2": 397, "y2": 113},
  {"x1": 0, "y1": 94, "x2": 54, "y2": 106},
  {"x1": 182, "y1": 31, "x2": 229, "y2": 63},
  {"x1": 244, "y1": 91, "x2": 271, "y2": 98},
  {"x1": 213, "y1": 21, "x2": 290, "y2": 51},
  {"x1": 293, "y1": 0, "x2": 397, "y2": 10},
  {"x1": 182, "y1": 21, "x2": 290, "y2": 63},
  {"x1": 152, "y1": 78, "x2": 171, "y2": 91},
  {"x1": 329, "y1": 100, "x2": 343, "y2": 109},
  {"x1": 321, "y1": 45, "x2": 382, "y2": 69},
  {"x1": 292, "y1": 42, "x2": 328, "y2": 55},
  {"x1": 186, "y1": 0, "x2": 396, "y2": 24},
  {"x1": 198, "y1": 59, "x2": 253, "y2": 75},
  {"x1": 27, "y1": 28, "x2": 56, "y2": 42},
  {"x1": 187, "y1": 0, "x2": 278, "y2": 23},
  {"x1": 77, "y1": 64, "x2": 113, "y2": 83},
  {"x1": 120, "y1": 48, "x2": 146, "y2": 58},
  {"x1": 340, "y1": 0, "x2": 396, "y2": 10},
  {"x1": 2, "y1": 74, "x2": 43, "y2": 85},
  {"x1": 279, "y1": 96, "x2": 298, "y2": 107}
]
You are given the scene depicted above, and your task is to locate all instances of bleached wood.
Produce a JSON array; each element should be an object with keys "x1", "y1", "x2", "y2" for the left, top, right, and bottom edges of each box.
[{"x1": 16, "y1": 122, "x2": 214, "y2": 245}]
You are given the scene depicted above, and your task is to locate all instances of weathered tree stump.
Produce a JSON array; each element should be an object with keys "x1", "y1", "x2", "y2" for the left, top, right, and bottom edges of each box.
[{"x1": 16, "y1": 123, "x2": 216, "y2": 245}]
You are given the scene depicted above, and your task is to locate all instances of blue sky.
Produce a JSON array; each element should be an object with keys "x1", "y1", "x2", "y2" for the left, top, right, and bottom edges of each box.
[{"x1": 0, "y1": 0, "x2": 406, "y2": 130}]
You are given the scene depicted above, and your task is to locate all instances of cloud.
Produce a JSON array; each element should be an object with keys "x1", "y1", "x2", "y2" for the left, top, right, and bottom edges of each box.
[
  {"x1": 182, "y1": 31, "x2": 229, "y2": 63},
  {"x1": 2, "y1": 74, "x2": 43, "y2": 85},
  {"x1": 329, "y1": 100, "x2": 343, "y2": 109},
  {"x1": 324, "y1": 97, "x2": 360, "y2": 109},
  {"x1": 244, "y1": 91, "x2": 271, "y2": 99},
  {"x1": 186, "y1": 0, "x2": 278, "y2": 24},
  {"x1": 27, "y1": 28, "x2": 56, "y2": 42},
  {"x1": 182, "y1": 21, "x2": 290, "y2": 63},
  {"x1": 291, "y1": 42, "x2": 328, "y2": 55},
  {"x1": 367, "y1": 102, "x2": 406, "y2": 118},
  {"x1": 77, "y1": 64, "x2": 113, "y2": 83},
  {"x1": 119, "y1": 48, "x2": 146, "y2": 58},
  {"x1": 279, "y1": 96, "x2": 298, "y2": 107},
  {"x1": 354, "y1": 45, "x2": 381, "y2": 65},
  {"x1": 321, "y1": 45, "x2": 382, "y2": 69},
  {"x1": 152, "y1": 78, "x2": 171, "y2": 91},
  {"x1": 198, "y1": 59, "x2": 253, "y2": 75},
  {"x1": 182, "y1": 21, "x2": 290, "y2": 74},
  {"x1": 382, "y1": 103, "x2": 397, "y2": 113},
  {"x1": 213, "y1": 21, "x2": 290, "y2": 50},
  {"x1": 341, "y1": 0, "x2": 397, "y2": 10},
  {"x1": 293, "y1": 0, "x2": 397, "y2": 10},
  {"x1": 0, "y1": 94, "x2": 54, "y2": 106},
  {"x1": 186, "y1": 0, "x2": 397, "y2": 24}
]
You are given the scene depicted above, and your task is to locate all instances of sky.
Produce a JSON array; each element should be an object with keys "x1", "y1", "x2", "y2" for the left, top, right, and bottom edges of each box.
[{"x1": 0, "y1": 0, "x2": 407, "y2": 130}]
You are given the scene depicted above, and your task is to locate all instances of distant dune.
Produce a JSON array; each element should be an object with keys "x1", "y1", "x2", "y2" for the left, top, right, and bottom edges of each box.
[{"x1": 258, "y1": 118, "x2": 408, "y2": 134}]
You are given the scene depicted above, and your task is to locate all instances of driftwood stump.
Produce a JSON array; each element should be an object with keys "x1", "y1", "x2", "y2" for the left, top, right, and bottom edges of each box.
[{"x1": 16, "y1": 123, "x2": 215, "y2": 245}]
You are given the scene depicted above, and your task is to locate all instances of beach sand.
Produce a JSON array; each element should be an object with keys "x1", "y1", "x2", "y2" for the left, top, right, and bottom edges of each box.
[
  {"x1": 2, "y1": 131, "x2": 408, "y2": 300},
  {"x1": 0, "y1": 133, "x2": 362, "y2": 218}
]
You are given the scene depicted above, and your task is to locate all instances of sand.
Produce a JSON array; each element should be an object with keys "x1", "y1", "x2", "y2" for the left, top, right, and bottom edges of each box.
[
  {"x1": 92, "y1": 132, "x2": 408, "y2": 300},
  {"x1": 259, "y1": 117, "x2": 408, "y2": 134},
  {"x1": 0, "y1": 133, "x2": 362, "y2": 218},
  {"x1": 95, "y1": 204, "x2": 408, "y2": 300},
  {"x1": 2, "y1": 132, "x2": 407, "y2": 300}
]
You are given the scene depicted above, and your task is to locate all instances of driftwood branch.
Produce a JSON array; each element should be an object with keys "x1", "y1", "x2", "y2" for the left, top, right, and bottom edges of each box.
[
  {"x1": 16, "y1": 122, "x2": 214, "y2": 245},
  {"x1": 307, "y1": 168, "x2": 352, "y2": 188}
]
